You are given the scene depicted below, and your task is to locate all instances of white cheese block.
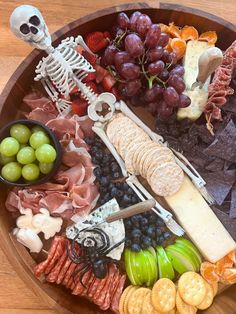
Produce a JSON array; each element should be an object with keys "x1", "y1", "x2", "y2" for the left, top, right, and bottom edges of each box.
[
  {"x1": 177, "y1": 40, "x2": 211, "y2": 120},
  {"x1": 165, "y1": 176, "x2": 236, "y2": 263}
]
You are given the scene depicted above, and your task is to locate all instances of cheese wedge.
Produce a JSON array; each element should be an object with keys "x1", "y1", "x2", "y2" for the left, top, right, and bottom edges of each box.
[
  {"x1": 165, "y1": 176, "x2": 236, "y2": 263},
  {"x1": 177, "y1": 40, "x2": 212, "y2": 120}
]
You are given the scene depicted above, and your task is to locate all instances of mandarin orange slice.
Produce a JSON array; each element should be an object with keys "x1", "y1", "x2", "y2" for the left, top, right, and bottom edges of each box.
[
  {"x1": 216, "y1": 255, "x2": 234, "y2": 276},
  {"x1": 160, "y1": 23, "x2": 169, "y2": 33},
  {"x1": 181, "y1": 26, "x2": 199, "y2": 41},
  {"x1": 168, "y1": 22, "x2": 181, "y2": 38},
  {"x1": 170, "y1": 38, "x2": 186, "y2": 59},
  {"x1": 227, "y1": 250, "x2": 236, "y2": 265},
  {"x1": 200, "y1": 262, "x2": 219, "y2": 283},
  {"x1": 220, "y1": 268, "x2": 236, "y2": 285},
  {"x1": 165, "y1": 38, "x2": 173, "y2": 52},
  {"x1": 199, "y1": 31, "x2": 217, "y2": 44}
]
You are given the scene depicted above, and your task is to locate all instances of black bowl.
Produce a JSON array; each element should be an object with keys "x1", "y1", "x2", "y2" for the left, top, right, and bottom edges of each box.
[{"x1": 0, "y1": 119, "x2": 62, "y2": 187}]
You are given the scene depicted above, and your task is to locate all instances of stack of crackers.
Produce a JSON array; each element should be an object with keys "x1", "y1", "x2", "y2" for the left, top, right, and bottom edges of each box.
[
  {"x1": 106, "y1": 114, "x2": 184, "y2": 197},
  {"x1": 119, "y1": 271, "x2": 218, "y2": 314}
]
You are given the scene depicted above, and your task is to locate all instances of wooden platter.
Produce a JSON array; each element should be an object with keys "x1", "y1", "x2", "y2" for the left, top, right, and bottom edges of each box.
[{"x1": 0, "y1": 3, "x2": 235, "y2": 314}]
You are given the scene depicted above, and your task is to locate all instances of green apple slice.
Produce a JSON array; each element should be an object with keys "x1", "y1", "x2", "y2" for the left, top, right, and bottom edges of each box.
[
  {"x1": 166, "y1": 246, "x2": 196, "y2": 274},
  {"x1": 124, "y1": 249, "x2": 139, "y2": 285},
  {"x1": 142, "y1": 249, "x2": 158, "y2": 286},
  {"x1": 166, "y1": 244, "x2": 197, "y2": 271},
  {"x1": 175, "y1": 237, "x2": 202, "y2": 265},
  {"x1": 130, "y1": 251, "x2": 144, "y2": 285},
  {"x1": 156, "y1": 246, "x2": 175, "y2": 280},
  {"x1": 147, "y1": 246, "x2": 157, "y2": 260},
  {"x1": 174, "y1": 243, "x2": 200, "y2": 272}
]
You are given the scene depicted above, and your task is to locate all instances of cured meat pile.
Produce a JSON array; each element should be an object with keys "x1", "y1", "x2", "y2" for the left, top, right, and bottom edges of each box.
[
  {"x1": 205, "y1": 40, "x2": 236, "y2": 125},
  {"x1": 34, "y1": 236, "x2": 126, "y2": 313},
  {"x1": 5, "y1": 92, "x2": 99, "y2": 220}
]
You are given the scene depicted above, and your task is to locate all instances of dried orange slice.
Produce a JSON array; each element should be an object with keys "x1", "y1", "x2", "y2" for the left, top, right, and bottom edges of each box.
[
  {"x1": 200, "y1": 262, "x2": 220, "y2": 283},
  {"x1": 227, "y1": 250, "x2": 236, "y2": 265},
  {"x1": 160, "y1": 23, "x2": 169, "y2": 33},
  {"x1": 170, "y1": 38, "x2": 186, "y2": 59},
  {"x1": 216, "y1": 255, "x2": 234, "y2": 276},
  {"x1": 168, "y1": 22, "x2": 181, "y2": 38},
  {"x1": 199, "y1": 31, "x2": 217, "y2": 44},
  {"x1": 165, "y1": 38, "x2": 173, "y2": 52},
  {"x1": 181, "y1": 26, "x2": 199, "y2": 41},
  {"x1": 220, "y1": 268, "x2": 236, "y2": 285}
]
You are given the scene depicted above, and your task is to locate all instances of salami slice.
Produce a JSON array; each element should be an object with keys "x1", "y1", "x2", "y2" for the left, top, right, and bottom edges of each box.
[
  {"x1": 92, "y1": 272, "x2": 108, "y2": 302},
  {"x1": 100, "y1": 266, "x2": 118, "y2": 310},
  {"x1": 72, "y1": 268, "x2": 91, "y2": 295},
  {"x1": 34, "y1": 236, "x2": 62, "y2": 277},
  {"x1": 56, "y1": 255, "x2": 72, "y2": 284},
  {"x1": 62, "y1": 261, "x2": 77, "y2": 287},
  {"x1": 110, "y1": 274, "x2": 126, "y2": 314},
  {"x1": 67, "y1": 264, "x2": 80, "y2": 289},
  {"x1": 46, "y1": 249, "x2": 68, "y2": 283},
  {"x1": 80, "y1": 271, "x2": 95, "y2": 297},
  {"x1": 45, "y1": 237, "x2": 67, "y2": 274}
]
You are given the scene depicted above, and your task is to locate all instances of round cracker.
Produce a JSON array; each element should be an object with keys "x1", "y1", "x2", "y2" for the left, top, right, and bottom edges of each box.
[
  {"x1": 178, "y1": 272, "x2": 207, "y2": 306},
  {"x1": 128, "y1": 287, "x2": 150, "y2": 314},
  {"x1": 123, "y1": 286, "x2": 139, "y2": 314},
  {"x1": 125, "y1": 141, "x2": 147, "y2": 174},
  {"x1": 132, "y1": 142, "x2": 149, "y2": 174},
  {"x1": 146, "y1": 151, "x2": 175, "y2": 180},
  {"x1": 148, "y1": 162, "x2": 184, "y2": 196},
  {"x1": 176, "y1": 291, "x2": 197, "y2": 314},
  {"x1": 142, "y1": 145, "x2": 168, "y2": 177},
  {"x1": 151, "y1": 278, "x2": 176, "y2": 313},
  {"x1": 134, "y1": 142, "x2": 158, "y2": 175},
  {"x1": 197, "y1": 280, "x2": 214, "y2": 310},
  {"x1": 119, "y1": 285, "x2": 134, "y2": 314},
  {"x1": 142, "y1": 290, "x2": 160, "y2": 314},
  {"x1": 107, "y1": 115, "x2": 131, "y2": 142}
]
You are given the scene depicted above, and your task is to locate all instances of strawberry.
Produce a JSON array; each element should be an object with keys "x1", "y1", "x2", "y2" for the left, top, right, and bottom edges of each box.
[
  {"x1": 111, "y1": 86, "x2": 122, "y2": 100},
  {"x1": 94, "y1": 64, "x2": 108, "y2": 83},
  {"x1": 103, "y1": 31, "x2": 112, "y2": 40},
  {"x1": 76, "y1": 46, "x2": 84, "y2": 54},
  {"x1": 102, "y1": 74, "x2": 116, "y2": 91},
  {"x1": 86, "y1": 81, "x2": 98, "y2": 94},
  {"x1": 82, "y1": 50, "x2": 97, "y2": 66},
  {"x1": 85, "y1": 31, "x2": 109, "y2": 53},
  {"x1": 82, "y1": 72, "x2": 96, "y2": 83},
  {"x1": 71, "y1": 98, "x2": 88, "y2": 116}
]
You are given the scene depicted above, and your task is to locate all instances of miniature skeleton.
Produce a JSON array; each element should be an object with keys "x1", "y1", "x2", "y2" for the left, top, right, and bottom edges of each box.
[
  {"x1": 10, "y1": 6, "x2": 214, "y2": 235},
  {"x1": 10, "y1": 5, "x2": 97, "y2": 115}
]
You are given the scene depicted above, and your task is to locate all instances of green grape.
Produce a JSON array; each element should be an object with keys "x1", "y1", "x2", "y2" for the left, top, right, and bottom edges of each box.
[
  {"x1": 31, "y1": 126, "x2": 46, "y2": 134},
  {"x1": 20, "y1": 143, "x2": 27, "y2": 149},
  {"x1": 29, "y1": 131, "x2": 50, "y2": 149},
  {"x1": 39, "y1": 162, "x2": 54, "y2": 174},
  {"x1": 10, "y1": 124, "x2": 31, "y2": 144},
  {"x1": 0, "y1": 137, "x2": 20, "y2": 157},
  {"x1": 17, "y1": 146, "x2": 36, "y2": 164},
  {"x1": 0, "y1": 152, "x2": 15, "y2": 165},
  {"x1": 22, "y1": 164, "x2": 40, "y2": 181},
  {"x1": 1, "y1": 162, "x2": 22, "y2": 182},
  {"x1": 35, "y1": 144, "x2": 56, "y2": 163}
]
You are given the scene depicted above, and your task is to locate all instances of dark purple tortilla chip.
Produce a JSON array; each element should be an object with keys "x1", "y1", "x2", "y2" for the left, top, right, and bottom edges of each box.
[
  {"x1": 212, "y1": 206, "x2": 236, "y2": 241},
  {"x1": 230, "y1": 186, "x2": 236, "y2": 218},
  {"x1": 204, "y1": 169, "x2": 236, "y2": 205},
  {"x1": 203, "y1": 120, "x2": 236, "y2": 163}
]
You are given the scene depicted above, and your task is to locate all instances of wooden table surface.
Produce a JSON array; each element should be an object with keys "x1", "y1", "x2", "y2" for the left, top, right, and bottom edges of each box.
[{"x1": 0, "y1": 1, "x2": 235, "y2": 313}]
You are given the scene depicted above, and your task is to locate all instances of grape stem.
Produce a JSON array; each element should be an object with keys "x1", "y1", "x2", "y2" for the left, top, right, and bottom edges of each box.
[{"x1": 106, "y1": 66, "x2": 126, "y2": 84}]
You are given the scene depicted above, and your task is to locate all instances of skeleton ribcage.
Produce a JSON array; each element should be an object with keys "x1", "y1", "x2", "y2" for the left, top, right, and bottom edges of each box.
[{"x1": 46, "y1": 47, "x2": 95, "y2": 96}]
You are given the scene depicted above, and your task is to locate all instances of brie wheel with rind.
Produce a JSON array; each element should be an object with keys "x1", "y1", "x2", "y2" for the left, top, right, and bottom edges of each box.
[
  {"x1": 177, "y1": 40, "x2": 212, "y2": 121},
  {"x1": 165, "y1": 176, "x2": 236, "y2": 263}
]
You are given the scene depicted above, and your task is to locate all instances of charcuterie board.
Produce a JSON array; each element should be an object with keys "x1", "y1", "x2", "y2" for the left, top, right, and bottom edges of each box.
[{"x1": 0, "y1": 3, "x2": 236, "y2": 314}]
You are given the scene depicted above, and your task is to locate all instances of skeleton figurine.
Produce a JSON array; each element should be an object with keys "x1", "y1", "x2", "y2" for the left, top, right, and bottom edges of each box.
[{"x1": 10, "y1": 4, "x2": 97, "y2": 115}]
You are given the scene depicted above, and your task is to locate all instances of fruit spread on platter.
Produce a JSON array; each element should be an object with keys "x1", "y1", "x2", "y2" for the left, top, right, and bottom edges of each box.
[{"x1": 2, "y1": 4, "x2": 236, "y2": 313}]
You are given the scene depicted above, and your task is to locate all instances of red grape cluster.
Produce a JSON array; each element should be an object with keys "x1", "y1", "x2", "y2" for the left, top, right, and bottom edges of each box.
[{"x1": 101, "y1": 11, "x2": 191, "y2": 120}]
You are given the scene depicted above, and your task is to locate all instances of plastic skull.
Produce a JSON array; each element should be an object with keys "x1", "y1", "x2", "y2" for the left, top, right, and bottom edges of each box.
[{"x1": 10, "y1": 5, "x2": 52, "y2": 50}]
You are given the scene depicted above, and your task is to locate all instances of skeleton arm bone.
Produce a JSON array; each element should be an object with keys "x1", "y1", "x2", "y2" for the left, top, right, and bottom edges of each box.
[{"x1": 75, "y1": 35, "x2": 97, "y2": 56}]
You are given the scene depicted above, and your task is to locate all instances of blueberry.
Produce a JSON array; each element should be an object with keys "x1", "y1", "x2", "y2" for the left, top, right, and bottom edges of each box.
[
  {"x1": 99, "y1": 186, "x2": 107, "y2": 194},
  {"x1": 103, "y1": 192, "x2": 111, "y2": 203},
  {"x1": 95, "y1": 150, "x2": 103, "y2": 160},
  {"x1": 103, "y1": 166, "x2": 110, "y2": 175},
  {"x1": 84, "y1": 137, "x2": 94, "y2": 145},
  {"x1": 157, "y1": 219, "x2": 165, "y2": 227},
  {"x1": 110, "y1": 187, "x2": 118, "y2": 197},
  {"x1": 163, "y1": 232, "x2": 171, "y2": 240},
  {"x1": 131, "y1": 215, "x2": 140, "y2": 226},
  {"x1": 100, "y1": 198, "x2": 106, "y2": 205},
  {"x1": 141, "y1": 242, "x2": 149, "y2": 249},
  {"x1": 122, "y1": 182, "x2": 129, "y2": 190},
  {"x1": 148, "y1": 214, "x2": 157, "y2": 224},
  {"x1": 115, "y1": 182, "x2": 122, "y2": 189},
  {"x1": 159, "y1": 235, "x2": 165, "y2": 243},
  {"x1": 112, "y1": 171, "x2": 121, "y2": 179},
  {"x1": 94, "y1": 141, "x2": 103, "y2": 148},
  {"x1": 102, "y1": 153, "x2": 110, "y2": 163},
  {"x1": 100, "y1": 176, "x2": 110, "y2": 187},
  {"x1": 131, "y1": 196, "x2": 139, "y2": 204},
  {"x1": 125, "y1": 239, "x2": 132, "y2": 247},
  {"x1": 146, "y1": 226, "x2": 156, "y2": 239},
  {"x1": 131, "y1": 243, "x2": 141, "y2": 252},
  {"x1": 92, "y1": 156, "x2": 98, "y2": 165},
  {"x1": 127, "y1": 187, "x2": 134, "y2": 195},
  {"x1": 140, "y1": 217, "x2": 149, "y2": 226},
  {"x1": 93, "y1": 167, "x2": 102, "y2": 177},
  {"x1": 122, "y1": 194, "x2": 132, "y2": 205},
  {"x1": 124, "y1": 219, "x2": 132, "y2": 229},
  {"x1": 131, "y1": 228, "x2": 142, "y2": 239},
  {"x1": 156, "y1": 236, "x2": 159, "y2": 243},
  {"x1": 151, "y1": 240, "x2": 157, "y2": 247},
  {"x1": 108, "y1": 182, "x2": 115, "y2": 189},
  {"x1": 142, "y1": 236, "x2": 152, "y2": 247},
  {"x1": 116, "y1": 190, "x2": 123, "y2": 198}
]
